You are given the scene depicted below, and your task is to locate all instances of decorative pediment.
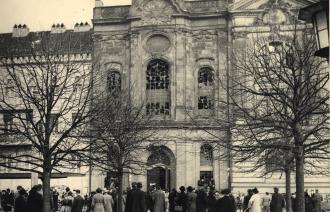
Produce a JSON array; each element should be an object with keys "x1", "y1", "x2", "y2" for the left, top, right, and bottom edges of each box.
[{"x1": 131, "y1": 0, "x2": 186, "y2": 25}]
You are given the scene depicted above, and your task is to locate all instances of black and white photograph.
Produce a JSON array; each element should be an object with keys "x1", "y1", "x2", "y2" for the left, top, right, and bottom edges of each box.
[{"x1": 0, "y1": 0, "x2": 328, "y2": 211}]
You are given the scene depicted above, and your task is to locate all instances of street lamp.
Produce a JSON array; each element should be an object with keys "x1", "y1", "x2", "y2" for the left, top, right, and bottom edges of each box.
[{"x1": 299, "y1": 0, "x2": 329, "y2": 59}]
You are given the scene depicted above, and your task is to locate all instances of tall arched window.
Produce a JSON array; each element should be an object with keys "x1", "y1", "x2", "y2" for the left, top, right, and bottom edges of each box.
[
  {"x1": 146, "y1": 59, "x2": 170, "y2": 116},
  {"x1": 108, "y1": 71, "x2": 121, "y2": 93},
  {"x1": 198, "y1": 67, "x2": 214, "y2": 116},
  {"x1": 199, "y1": 144, "x2": 214, "y2": 187},
  {"x1": 200, "y1": 144, "x2": 213, "y2": 166}
]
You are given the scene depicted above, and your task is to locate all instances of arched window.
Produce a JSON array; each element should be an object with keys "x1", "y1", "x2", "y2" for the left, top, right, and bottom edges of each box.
[
  {"x1": 146, "y1": 59, "x2": 170, "y2": 116},
  {"x1": 199, "y1": 144, "x2": 214, "y2": 187},
  {"x1": 198, "y1": 67, "x2": 214, "y2": 115},
  {"x1": 200, "y1": 144, "x2": 213, "y2": 166},
  {"x1": 108, "y1": 71, "x2": 121, "y2": 93}
]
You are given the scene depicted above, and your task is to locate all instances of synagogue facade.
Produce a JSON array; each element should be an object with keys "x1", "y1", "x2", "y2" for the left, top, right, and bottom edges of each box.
[{"x1": 91, "y1": 0, "x2": 330, "y2": 194}]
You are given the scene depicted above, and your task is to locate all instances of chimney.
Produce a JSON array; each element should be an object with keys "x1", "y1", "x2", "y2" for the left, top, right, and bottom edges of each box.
[
  {"x1": 73, "y1": 22, "x2": 91, "y2": 32},
  {"x1": 50, "y1": 23, "x2": 66, "y2": 33},
  {"x1": 12, "y1": 24, "x2": 29, "y2": 37},
  {"x1": 95, "y1": 0, "x2": 104, "y2": 7}
]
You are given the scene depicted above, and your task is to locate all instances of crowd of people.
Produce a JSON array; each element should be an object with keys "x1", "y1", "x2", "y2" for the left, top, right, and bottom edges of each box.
[
  {"x1": 0, "y1": 185, "x2": 44, "y2": 212},
  {"x1": 0, "y1": 183, "x2": 327, "y2": 212},
  {"x1": 240, "y1": 187, "x2": 325, "y2": 212}
]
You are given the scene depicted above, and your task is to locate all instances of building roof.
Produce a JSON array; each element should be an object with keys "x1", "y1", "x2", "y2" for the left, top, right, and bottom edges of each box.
[{"x1": 0, "y1": 30, "x2": 93, "y2": 57}]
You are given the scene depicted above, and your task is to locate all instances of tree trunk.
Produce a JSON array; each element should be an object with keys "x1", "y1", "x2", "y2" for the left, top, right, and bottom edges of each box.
[
  {"x1": 295, "y1": 146, "x2": 305, "y2": 212},
  {"x1": 285, "y1": 167, "x2": 292, "y2": 212},
  {"x1": 43, "y1": 169, "x2": 52, "y2": 212},
  {"x1": 117, "y1": 170, "x2": 124, "y2": 212}
]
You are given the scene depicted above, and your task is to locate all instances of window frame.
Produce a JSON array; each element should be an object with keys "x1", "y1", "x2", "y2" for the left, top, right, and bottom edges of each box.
[
  {"x1": 107, "y1": 70, "x2": 121, "y2": 93},
  {"x1": 197, "y1": 67, "x2": 215, "y2": 117},
  {"x1": 145, "y1": 59, "x2": 171, "y2": 118}
]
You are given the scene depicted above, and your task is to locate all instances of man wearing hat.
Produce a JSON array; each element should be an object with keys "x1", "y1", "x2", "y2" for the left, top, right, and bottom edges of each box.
[
  {"x1": 270, "y1": 187, "x2": 285, "y2": 212},
  {"x1": 216, "y1": 189, "x2": 236, "y2": 212}
]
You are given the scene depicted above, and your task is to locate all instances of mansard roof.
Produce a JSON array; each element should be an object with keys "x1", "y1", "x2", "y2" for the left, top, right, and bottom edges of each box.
[{"x1": 0, "y1": 30, "x2": 92, "y2": 58}]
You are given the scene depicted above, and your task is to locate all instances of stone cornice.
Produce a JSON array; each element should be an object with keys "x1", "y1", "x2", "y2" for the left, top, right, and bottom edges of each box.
[{"x1": 230, "y1": 9, "x2": 265, "y2": 16}]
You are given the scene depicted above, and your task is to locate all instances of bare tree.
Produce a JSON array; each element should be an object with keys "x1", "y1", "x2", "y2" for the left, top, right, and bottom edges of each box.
[
  {"x1": 0, "y1": 31, "x2": 93, "y2": 212},
  {"x1": 230, "y1": 27, "x2": 329, "y2": 212},
  {"x1": 89, "y1": 89, "x2": 156, "y2": 212}
]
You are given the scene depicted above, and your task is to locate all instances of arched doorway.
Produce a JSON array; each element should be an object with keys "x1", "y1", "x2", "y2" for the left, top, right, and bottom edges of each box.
[{"x1": 147, "y1": 146, "x2": 175, "y2": 191}]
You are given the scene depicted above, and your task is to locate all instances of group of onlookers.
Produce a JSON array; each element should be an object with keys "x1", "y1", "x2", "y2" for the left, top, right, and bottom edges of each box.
[
  {"x1": 241, "y1": 187, "x2": 284, "y2": 212},
  {"x1": 123, "y1": 183, "x2": 237, "y2": 212},
  {"x1": 0, "y1": 185, "x2": 43, "y2": 212},
  {"x1": 241, "y1": 187, "x2": 324, "y2": 212},
  {"x1": 0, "y1": 184, "x2": 327, "y2": 212}
]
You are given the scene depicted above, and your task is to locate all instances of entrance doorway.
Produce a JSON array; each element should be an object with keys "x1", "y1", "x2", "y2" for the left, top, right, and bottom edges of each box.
[
  {"x1": 147, "y1": 166, "x2": 171, "y2": 190},
  {"x1": 146, "y1": 146, "x2": 175, "y2": 191}
]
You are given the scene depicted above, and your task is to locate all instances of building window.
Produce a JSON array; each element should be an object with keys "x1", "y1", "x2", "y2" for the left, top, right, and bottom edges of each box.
[
  {"x1": 72, "y1": 113, "x2": 82, "y2": 125},
  {"x1": 198, "y1": 68, "x2": 213, "y2": 88},
  {"x1": 3, "y1": 113, "x2": 14, "y2": 134},
  {"x1": 198, "y1": 67, "x2": 214, "y2": 116},
  {"x1": 74, "y1": 75, "x2": 83, "y2": 88},
  {"x1": 108, "y1": 71, "x2": 121, "y2": 93},
  {"x1": 198, "y1": 171, "x2": 214, "y2": 187},
  {"x1": 198, "y1": 96, "x2": 213, "y2": 109},
  {"x1": 49, "y1": 114, "x2": 59, "y2": 132},
  {"x1": 146, "y1": 59, "x2": 170, "y2": 116},
  {"x1": 30, "y1": 86, "x2": 40, "y2": 98},
  {"x1": 200, "y1": 144, "x2": 213, "y2": 166},
  {"x1": 5, "y1": 78, "x2": 14, "y2": 96}
]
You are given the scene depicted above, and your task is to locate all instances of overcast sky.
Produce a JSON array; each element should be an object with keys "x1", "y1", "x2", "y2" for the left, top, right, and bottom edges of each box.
[{"x1": 0, "y1": 0, "x2": 131, "y2": 33}]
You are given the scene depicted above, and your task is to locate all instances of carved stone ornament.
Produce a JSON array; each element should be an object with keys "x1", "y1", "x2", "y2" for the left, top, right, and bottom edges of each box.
[
  {"x1": 262, "y1": 8, "x2": 287, "y2": 25},
  {"x1": 146, "y1": 34, "x2": 171, "y2": 53},
  {"x1": 139, "y1": 0, "x2": 176, "y2": 25},
  {"x1": 192, "y1": 30, "x2": 217, "y2": 41}
]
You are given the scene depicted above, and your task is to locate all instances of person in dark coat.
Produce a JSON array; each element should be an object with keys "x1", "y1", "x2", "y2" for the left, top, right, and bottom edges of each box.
[
  {"x1": 270, "y1": 187, "x2": 285, "y2": 212},
  {"x1": 72, "y1": 189, "x2": 85, "y2": 212},
  {"x1": 2, "y1": 189, "x2": 12, "y2": 212},
  {"x1": 291, "y1": 193, "x2": 296, "y2": 212},
  {"x1": 86, "y1": 192, "x2": 95, "y2": 212},
  {"x1": 196, "y1": 187, "x2": 207, "y2": 212},
  {"x1": 312, "y1": 190, "x2": 322, "y2": 212},
  {"x1": 127, "y1": 182, "x2": 146, "y2": 212},
  {"x1": 305, "y1": 191, "x2": 315, "y2": 212},
  {"x1": 207, "y1": 189, "x2": 217, "y2": 212},
  {"x1": 176, "y1": 186, "x2": 187, "y2": 212},
  {"x1": 125, "y1": 183, "x2": 136, "y2": 212},
  {"x1": 168, "y1": 189, "x2": 177, "y2": 212},
  {"x1": 186, "y1": 186, "x2": 197, "y2": 212},
  {"x1": 216, "y1": 189, "x2": 236, "y2": 212},
  {"x1": 14, "y1": 188, "x2": 27, "y2": 212},
  {"x1": 147, "y1": 186, "x2": 155, "y2": 212},
  {"x1": 52, "y1": 188, "x2": 59, "y2": 212},
  {"x1": 27, "y1": 186, "x2": 43, "y2": 212},
  {"x1": 243, "y1": 189, "x2": 253, "y2": 212}
]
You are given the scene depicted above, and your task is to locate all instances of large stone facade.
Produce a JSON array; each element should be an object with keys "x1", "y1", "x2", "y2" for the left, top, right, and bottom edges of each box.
[
  {"x1": 92, "y1": 0, "x2": 330, "y2": 195},
  {"x1": 92, "y1": 0, "x2": 230, "y2": 192}
]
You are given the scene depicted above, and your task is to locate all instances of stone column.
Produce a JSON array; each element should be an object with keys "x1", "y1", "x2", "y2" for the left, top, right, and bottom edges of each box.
[
  {"x1": 31, "y1": 172, "x2": 38, "y2": 187},
  {"x1": 174, "y1": 28, "x2": 187, "y2": 121},
  {"x1": 176, "y1": 141, "x2": 187, "y2": 188},
  {"x1": 129, "y1": 31, "x2": 142, "y2": 105}
]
